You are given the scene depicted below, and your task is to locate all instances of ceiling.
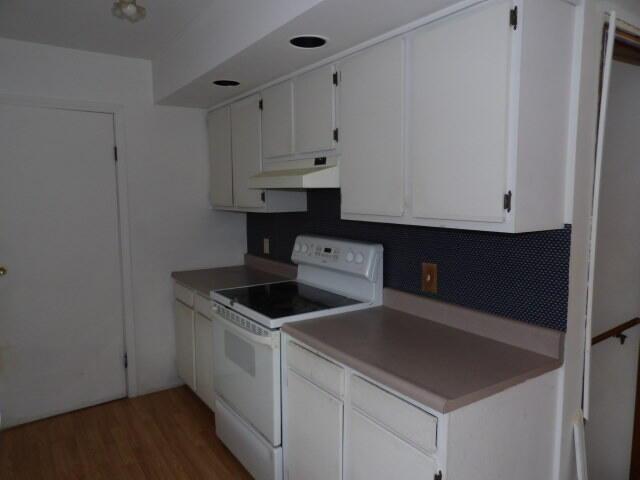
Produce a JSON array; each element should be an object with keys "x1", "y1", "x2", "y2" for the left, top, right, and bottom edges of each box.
[
  {"x1": 0, "y1": 0, "x2": 212, "y2": 59},
  {"x1": 159, "y1": 0, "x2": 459, "y2": 107}
]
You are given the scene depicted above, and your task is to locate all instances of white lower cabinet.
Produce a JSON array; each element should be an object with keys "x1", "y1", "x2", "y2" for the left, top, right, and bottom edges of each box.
[
  {"x1": 285, "y1": 370, "x2": 343, "y2": 480},
  {"x1": 194, "y1": 312, "x2": 215, "y2": 411},
  {"x1": 284, "y1": 335, "x2": 559, "y2": 480},
  {"x1": 347, "y1": 409, "x2": 437, "y2": 480},
  {"x1": 174, "y1": 299, "x2": 196, "y2": 391},
  {"x1": 173, "y1": 282, "x2": 216, "y2": 411}
]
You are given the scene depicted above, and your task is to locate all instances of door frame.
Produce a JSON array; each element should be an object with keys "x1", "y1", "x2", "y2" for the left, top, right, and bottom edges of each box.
[
  {"x1": 582, "y1": 11, "x2": 618, "y2": 421},
  {"x1": 581, "y1": 11, "x2": 640, "y2": 479},
  {"x1": 0, "y1": 93, "x2": 138, "y2": 396}
]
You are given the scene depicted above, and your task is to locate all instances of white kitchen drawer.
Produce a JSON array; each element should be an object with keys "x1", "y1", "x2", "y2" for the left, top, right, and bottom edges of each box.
[
  {"x1": 351, "y1": 375, "x2": 437, "y2": 454},
  {"x1": 194, "y1": 293, "x2": 214, "y2": 319},
  {"x1": 173, "y1": 281, "x2": 194, "y2": 307},
  {"x1": 287, "y1": 341, "x2": 344, "y2": 398}
]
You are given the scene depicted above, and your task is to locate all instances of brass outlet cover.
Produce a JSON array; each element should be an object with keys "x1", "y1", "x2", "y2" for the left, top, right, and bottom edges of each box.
[{"x1": 421, "y1": 263, "x2": 438, "y2": 294}]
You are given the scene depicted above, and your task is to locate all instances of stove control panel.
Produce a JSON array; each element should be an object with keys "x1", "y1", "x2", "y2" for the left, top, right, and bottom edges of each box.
[{"x1": 291, "y1": 235, "x2": 382, "y2": 281}]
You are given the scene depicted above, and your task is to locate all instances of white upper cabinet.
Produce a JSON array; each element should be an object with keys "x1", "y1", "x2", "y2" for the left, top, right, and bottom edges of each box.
[
  {"x1": 409, "y1": 0, "x2": 511, "y2": 224},
  {"x1": 294, "y1": 64, "x2": 337, "y2": 154},
  {"x1": 261, "y1": 80, "x2": 294, "y2": 160},
  {"x1": 231, "y1": 95, "x2": 265, "y2": 209},
  {"x1": 207, "y1": 99, "x2": 306, "y2": 213},
  {"x1": 340, "y1": 0, "x2": 574, "y2": 232},
  {"x1": 338, "y1": 37, "x2": 405, "y2": 217},
  {"x1": 207, "y1": 0, "x2": 573, "y2": 229},
  {"x1": 207, "y1": 107, "x2": 233, "y2": 208}
]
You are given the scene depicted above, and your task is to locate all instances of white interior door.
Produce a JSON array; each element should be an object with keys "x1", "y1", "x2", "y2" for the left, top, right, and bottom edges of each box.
[{"x1": 0, "y1": 103, "x2": 127, "y2": 428}]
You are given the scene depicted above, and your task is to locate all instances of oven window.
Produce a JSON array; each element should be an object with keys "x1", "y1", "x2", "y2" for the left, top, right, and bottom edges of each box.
[{"x1": 225, "y1": 330, "x2": 256, "y2": 377}]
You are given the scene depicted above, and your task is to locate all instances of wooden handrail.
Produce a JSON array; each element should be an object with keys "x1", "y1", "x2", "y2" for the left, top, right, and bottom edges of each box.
[{"x1": 592, "y1": 317, "x2": 640, "y2": 345}]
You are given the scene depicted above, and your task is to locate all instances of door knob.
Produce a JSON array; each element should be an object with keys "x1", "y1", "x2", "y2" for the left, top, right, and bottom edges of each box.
[{"x1": 0, "y1": 266, "x2": 7, "y2": 276}]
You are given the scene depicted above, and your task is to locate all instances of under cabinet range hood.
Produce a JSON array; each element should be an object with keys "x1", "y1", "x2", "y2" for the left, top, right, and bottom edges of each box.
[{"x1": 249, "y1": 157, "x2": 339, "y2": 189}]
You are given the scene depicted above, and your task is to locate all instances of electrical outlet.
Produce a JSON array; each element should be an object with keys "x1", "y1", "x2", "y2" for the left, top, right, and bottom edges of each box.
[
  {"x1": 263, "y1": 238, "x2": 270, "y2": 255},
  {"x1": 421, "y1": 263, "x2": 438, "y2": 294}
]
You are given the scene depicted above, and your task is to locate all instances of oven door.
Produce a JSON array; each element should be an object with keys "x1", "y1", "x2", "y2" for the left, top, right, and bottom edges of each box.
[{"x1": 212, "y1": 304, "x2": 281, "y2": 446}]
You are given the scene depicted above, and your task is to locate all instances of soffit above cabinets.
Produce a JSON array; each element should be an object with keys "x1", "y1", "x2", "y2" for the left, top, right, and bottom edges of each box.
[{"x1": 154, "y1": 0, "x2": 461, "y2": 107}]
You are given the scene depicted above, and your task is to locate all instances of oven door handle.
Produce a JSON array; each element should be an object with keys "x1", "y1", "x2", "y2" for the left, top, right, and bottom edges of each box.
[{"x1": 212, "y1": 310, "x2": 278, "y2": 349}]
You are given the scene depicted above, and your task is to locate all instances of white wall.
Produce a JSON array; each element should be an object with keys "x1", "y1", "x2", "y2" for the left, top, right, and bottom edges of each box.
[
  {"x1": 0, "y1": 38, "x2": 247, "y2": 395},
  {"x1": 558, "y1": 2, "x2": 640, "y2": 479},
  {"x1": 586, "y1": 60, "x2": 640, "y2": 479}
]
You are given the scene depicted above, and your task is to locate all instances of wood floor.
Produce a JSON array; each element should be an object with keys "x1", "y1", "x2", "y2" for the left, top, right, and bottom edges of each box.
[{"x1": 0, "y1": 387, "x2": 252, "y2": 479}]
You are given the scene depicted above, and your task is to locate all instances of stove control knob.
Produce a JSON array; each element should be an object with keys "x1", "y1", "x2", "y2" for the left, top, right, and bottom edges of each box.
[
  {"x1": 294, "y1": 243, "x2": 301, "y2": 252},
  {"x1": 301, "y1": 243, "x2": 309, "y2": 253},
  {"x1": 355, "y1": 253, "x2": 365, "y2": 264},
  {"x1": 346, "y1": 251, "x2": 354, "y2": 263}
]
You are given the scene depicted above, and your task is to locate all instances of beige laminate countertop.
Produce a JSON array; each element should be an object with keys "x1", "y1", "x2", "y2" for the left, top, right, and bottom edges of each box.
[
  {"x1": 282, "y1": 306, "x2": 562, "y2": 414},
  {"x1": 171, "y1": 264, "x2": 292, "y2": 297}
]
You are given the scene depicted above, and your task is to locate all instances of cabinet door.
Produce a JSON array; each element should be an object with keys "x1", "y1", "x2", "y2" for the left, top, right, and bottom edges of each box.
[
  {"x1": 339, "y1": 38, "x2": 405, "y2": 217},
  {"x1": 207, "y1": 107, "x2": 234, "y2": 208},
  {"x1": 346, "y1": 409, "x2": 437, "y2": 480},
  {"x1": 285, "y1": 370, "x2": 343, "y2": 480},
  {"x1": 409, "y1": 0, "x2": 513, "y2": 223},
  {"x1": 262, "y1": 81, "x2": 294, "y2": 159},
  {"x1": 231, "y1": 95, "x2": 265, "y2": 209},
  {"x1": 294, "y1": 65, "x2": 336, "y2": 154},
  {"x1": 195, "y1": 313, "x2": 215, "y2": 411},
  {"x1": 175, "y1": 301, "x2": 196, "y2": 391}
]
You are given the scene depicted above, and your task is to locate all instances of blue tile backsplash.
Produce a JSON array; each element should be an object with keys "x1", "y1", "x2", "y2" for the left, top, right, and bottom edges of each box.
[{"x1": 247, "y1": 189, "x2": 570, "y2": 331}]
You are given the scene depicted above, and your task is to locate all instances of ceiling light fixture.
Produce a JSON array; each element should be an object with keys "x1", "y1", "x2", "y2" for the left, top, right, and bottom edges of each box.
[
  {"x1": 112, "y1": 0, "x2": 146, "y2": 23},
  {"x1": 289, "y1": 35, "x2": 327, "y2": 49}
]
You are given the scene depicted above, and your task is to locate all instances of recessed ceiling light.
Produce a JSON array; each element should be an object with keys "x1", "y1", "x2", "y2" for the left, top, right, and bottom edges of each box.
[
  {"x1": 289, "y1": 35, "x2": 327, "y2": 49},
  {"x1": 213, "y1": 80, "x2": 240, "y2": 87}
]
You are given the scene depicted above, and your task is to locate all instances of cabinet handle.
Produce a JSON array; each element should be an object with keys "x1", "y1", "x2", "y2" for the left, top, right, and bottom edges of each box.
[{"x1": 0, "y1": 266, "x2": 7, "y2": 276}]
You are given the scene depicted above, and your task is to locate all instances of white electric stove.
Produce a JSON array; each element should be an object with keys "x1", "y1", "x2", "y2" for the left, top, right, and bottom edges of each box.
[{"x1": 210, "y1": 235, "x2": 383, "y2": 480}]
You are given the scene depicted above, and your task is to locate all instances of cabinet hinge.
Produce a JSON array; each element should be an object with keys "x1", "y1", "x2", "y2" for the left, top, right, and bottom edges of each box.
[
  {"x1": 333, "y1": 71, "x2": 340, "y2": 86},
  {"x1": 261, "y1": 191, "x2": 266, "y2": 202},
  {"x1": 434, "y1": 472, "x2": 443, "y2": 480},
  {"x1": 333, "y1": 128, "x2": 339, "y2": 143},
  {"x1": 113, "y1": 146, "x2": 119, "y2": 162},
  {"x1": 124, "y1": 353, "x2": 128, "y2": 369},
  {"x1": 503, "y1": 190, "x2": 513, "y2": 212},
  {"x1": 510, "y1": 6, "x2": 518, "y2": 30},
  {"x1": 258, "y1": 99, "x2": 263, "y2": 110}
]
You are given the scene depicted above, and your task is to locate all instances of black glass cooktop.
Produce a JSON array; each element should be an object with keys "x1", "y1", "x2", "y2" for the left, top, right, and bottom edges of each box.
[{"x1": 217, "y1": 281, "x2": 361, "y2": 319}]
